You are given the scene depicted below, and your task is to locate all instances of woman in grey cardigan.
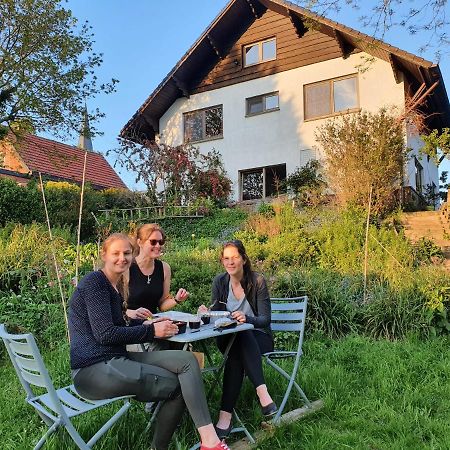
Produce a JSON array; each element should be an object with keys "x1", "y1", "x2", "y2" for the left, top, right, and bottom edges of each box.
[{"x1": 199, "y1": 240, "x2": 277, "y2": 439}]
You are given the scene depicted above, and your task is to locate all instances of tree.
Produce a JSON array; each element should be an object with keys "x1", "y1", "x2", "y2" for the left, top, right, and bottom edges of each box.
[
  {"x1": 294, "y1": 0, "x2": 449, "y2": 60},
  {"x1": 420, "y1": 128, "x2": 450, "y2": 165},
  {"x1": 109, "y1": 139, "x2": 232, "y2": 206},
  {"x1": 315, "y1": 108, "x2": 407, "y2": 216},
  {"x1": 0, "y1": 0, "x2": 118, "y2": 140}
]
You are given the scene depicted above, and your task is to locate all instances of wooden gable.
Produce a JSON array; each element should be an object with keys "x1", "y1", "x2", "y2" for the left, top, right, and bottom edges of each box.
[{"x1": 195, "y1": 8, "x2": 350, "y2": 94}]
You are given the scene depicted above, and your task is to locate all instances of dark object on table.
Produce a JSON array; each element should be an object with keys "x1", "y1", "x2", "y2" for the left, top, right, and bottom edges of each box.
[
  {"x1": 174, "y1": 321, "x2": 187, "y2": 334},
  {"x1": 201, "y1": 315, "x2": 211, "y2": 325},
  {"x1": 213, "y1": 318, "x2": 237, "y2": 331},
  {"x1": 189, "y1": 319, "x2": 201, "y2": 330}
]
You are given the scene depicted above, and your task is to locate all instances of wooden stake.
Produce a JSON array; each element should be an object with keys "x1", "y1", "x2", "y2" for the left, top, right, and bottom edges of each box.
[
  {"x1": 363, "y1": 187, "x2": 373, "y2": 304},
  {"x1": 75, "y1": 151, "x2": 88, "y2": 285},
  {"x1": 39, "y1": 172, "x2": 70, "y2": 342}
]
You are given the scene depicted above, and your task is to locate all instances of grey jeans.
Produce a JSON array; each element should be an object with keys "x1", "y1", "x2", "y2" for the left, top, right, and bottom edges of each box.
[{"x1": 73, "y1": 350, "x2": 211, "y2": 450}]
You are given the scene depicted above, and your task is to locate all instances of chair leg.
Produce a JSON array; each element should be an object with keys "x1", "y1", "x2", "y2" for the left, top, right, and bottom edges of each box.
[
  {"x1": 265, "y1": 358, "x2": 311, "y2": 423},
  {"x1": 144, "y1": 401, "x2": 162, "y2": 433},
  {"x1": 34, "y1": 421, "x2": 59, "y2": 450},
  {"x1": 86, "y1": 400, "x2": 132, "y2": 447},
  {"x1": 62, "y1": 420, "x2": 91, "y2": 449},
  {"x1": 232, "y1": 409, "x2": 255, "y2": 444}
]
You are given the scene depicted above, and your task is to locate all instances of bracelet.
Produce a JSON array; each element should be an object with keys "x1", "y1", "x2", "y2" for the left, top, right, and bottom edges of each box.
[{"x1": 174, "y1": 297, "x2": 181, "y2": 305}]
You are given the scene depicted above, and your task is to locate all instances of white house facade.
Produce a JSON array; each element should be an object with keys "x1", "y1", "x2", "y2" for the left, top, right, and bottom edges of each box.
[{"x1": 122, "y1": 0, "x2": 450, "y2": 204}]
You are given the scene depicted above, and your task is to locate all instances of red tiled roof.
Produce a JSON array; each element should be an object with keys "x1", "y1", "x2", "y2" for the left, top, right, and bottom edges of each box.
[{"x1": 15, "y1": 134, "x2": 127, "y2": 190}]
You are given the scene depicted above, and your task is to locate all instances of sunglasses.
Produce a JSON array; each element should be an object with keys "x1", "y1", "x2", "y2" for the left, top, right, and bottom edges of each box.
[{"x1": 148, "y1": 239, "x2": 165, "y2": 246}]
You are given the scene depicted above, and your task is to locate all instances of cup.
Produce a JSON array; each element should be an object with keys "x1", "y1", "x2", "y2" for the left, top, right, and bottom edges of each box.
[
  {"x1": 174, "y1": 321, "x2": 187, "y2": 334},
  {"x1": 201, "y1": 315, "x2": 211, "y2": 325},
  {"x1": 189, "y1": 319, "x2": 201, "y2": 330}
]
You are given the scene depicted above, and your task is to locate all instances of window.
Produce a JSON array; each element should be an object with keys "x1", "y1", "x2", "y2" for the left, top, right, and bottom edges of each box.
[
  {"x1": 246, "y1": 92, "x2": 279, "y2": 116},
  {"x1": 304, "y1": 75, "x2": 358, "y2": 120},
  {"x1": 414, "y1": 157, "x2": 423, "y2": 193},
  {"x1": 184, "y1": 105, "x2": 223, "y2": 143},
  {"x1": 244, "y1": 38, "x2": 276, "y2": 67},
  {"x1": 240, "y1": 164, "x2": 286, "y2": 200}
]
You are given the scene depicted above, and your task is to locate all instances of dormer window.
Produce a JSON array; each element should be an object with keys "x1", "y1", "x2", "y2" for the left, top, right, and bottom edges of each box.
[{"x1": 244, "y1": 38, "x2": 276, "y2": 67}]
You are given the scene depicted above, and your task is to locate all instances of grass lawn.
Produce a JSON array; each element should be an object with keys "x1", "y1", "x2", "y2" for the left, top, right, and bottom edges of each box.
[{"x1": 0, "y1": 333, "x2": 448, "y2": 450}]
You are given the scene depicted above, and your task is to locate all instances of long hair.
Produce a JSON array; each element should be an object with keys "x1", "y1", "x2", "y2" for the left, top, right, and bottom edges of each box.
[
  {"x1": 221, "y1": 239, "x2": 255, "y2": 305},
  {"x1": 100, "y1": 233, "x2": 131, "y2": 316},
  {"x1": 132, "y1": 223, "x2": 166, "y2": 257}
]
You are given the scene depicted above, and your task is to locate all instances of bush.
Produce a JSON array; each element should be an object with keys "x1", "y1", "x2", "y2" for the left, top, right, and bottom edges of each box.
[
  {"x1": 0, "y1": 223, "x2": 67, "y2": 291},
  {"x1": 316, "y1": 108, "x2": 407, "y2": 217}
]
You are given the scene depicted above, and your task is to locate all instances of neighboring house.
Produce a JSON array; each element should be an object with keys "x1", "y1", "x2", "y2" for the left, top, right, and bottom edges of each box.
[
  {"x1": 0, "y1": 133, "x2": 127, "y2": 190},
  {"x1": 121, "y1": 0, "x2": 450, "y2": 203}
]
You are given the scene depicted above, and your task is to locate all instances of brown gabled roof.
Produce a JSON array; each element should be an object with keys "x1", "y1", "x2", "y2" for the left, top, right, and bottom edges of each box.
[
  {"x1": 9, "y1": 134, "x2": 127, "y2": 190},
  {"x1": 121, "y1": 0, "x2": 450, "y2": 141}
]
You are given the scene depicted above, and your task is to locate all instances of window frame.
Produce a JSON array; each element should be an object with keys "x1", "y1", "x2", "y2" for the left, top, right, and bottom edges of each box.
[
  {"x1": 243, "y1": 37, "x2": 277, "y2": 67},
  {"x1": 183, "y1": 104, "x2": 223, "y2": 144},
  {"x1": 245, "y1": 92, "x2": 280, "y2": 117},
  {"x1": 239, "y1": 163, "x2": 286, "y2": 201},
  {"x1": 303, "y1": 74, "x2": 360, "y2": 121}
]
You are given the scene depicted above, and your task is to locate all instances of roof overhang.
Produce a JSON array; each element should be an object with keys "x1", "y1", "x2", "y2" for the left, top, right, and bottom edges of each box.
[{"x1": 121, "y1": 0, "x2": 450, "y2": 142}]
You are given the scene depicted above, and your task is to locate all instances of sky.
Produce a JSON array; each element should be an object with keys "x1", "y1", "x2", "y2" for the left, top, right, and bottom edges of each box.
[{"x1": 58, "y1": 0, "x2": 450, "y2": 189}]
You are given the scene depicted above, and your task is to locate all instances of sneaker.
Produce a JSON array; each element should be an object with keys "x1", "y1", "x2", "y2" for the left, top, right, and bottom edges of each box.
[{"x1": 200, "y1": 440, "x2": 230, "y2": 450}]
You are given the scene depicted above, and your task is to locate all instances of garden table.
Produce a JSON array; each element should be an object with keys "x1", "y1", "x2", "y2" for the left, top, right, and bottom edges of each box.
[{"x1": 150, "y1": 315, "x2": 255, "y2": 448}]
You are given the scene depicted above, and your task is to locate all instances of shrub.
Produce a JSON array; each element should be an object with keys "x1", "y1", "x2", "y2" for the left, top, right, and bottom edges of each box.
[
  {"x1": 315, "y1": 108, "x2": 407, "y2": 217},
  {"x1": 0, "y1": 223, "x2": 67, "y2": 291}
]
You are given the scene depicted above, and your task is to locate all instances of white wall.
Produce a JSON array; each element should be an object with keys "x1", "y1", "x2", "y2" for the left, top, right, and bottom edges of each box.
[{"x1": 159, "y1": 52, "x2": 418, "y2": 201}]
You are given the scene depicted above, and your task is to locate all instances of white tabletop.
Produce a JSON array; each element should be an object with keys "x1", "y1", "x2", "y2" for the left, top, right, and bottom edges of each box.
[{"x1": 158, "y1": 322, "x2": 254, "y2": 344}]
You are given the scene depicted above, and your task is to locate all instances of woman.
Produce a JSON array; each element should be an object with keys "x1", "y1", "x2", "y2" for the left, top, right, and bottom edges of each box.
[
  {"x1": 68, "y1": 233, "x2": 229, "y2": 450},
  {"x1": 126, "y1": 223, "x2": 189, "y2": 321},
  {"x1": 199, "y1": 240, "x2": 277, "y2": 438}
]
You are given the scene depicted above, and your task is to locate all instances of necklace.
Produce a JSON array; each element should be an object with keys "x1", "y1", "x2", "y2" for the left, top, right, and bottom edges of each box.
[{"x1": 147, "y1": 275, "x2": 152, "y2": 285}]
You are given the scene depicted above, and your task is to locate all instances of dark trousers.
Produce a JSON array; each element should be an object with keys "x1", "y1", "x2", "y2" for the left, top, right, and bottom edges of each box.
[
  {"x1": 217, "y1": 329, "x2": 273, "y2": 413},
  {"x1": 73, "y1": 350, "x2": 211, "y2": 450}
]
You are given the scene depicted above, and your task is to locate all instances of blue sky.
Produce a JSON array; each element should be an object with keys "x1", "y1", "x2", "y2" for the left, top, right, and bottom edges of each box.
[{"x1": 61, "y1": 0, "x2": 450, "y2": 188}]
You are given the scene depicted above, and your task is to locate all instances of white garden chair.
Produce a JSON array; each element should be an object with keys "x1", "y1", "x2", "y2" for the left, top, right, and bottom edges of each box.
[
  {"x1": 263, "y1": 296, "x2": 312, "y2": 423},
  {"x1": 0, "y1": 324, "x2": 133, "y2": 450}
]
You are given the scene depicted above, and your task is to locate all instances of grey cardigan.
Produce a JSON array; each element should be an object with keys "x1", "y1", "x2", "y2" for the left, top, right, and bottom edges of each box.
[{"x1": 211, "y1": 272, "x2": 272, "y2": 338}]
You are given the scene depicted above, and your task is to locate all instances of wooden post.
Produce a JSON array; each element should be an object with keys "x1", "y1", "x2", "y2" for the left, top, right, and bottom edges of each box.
[
  {"x1": 39, "y1": 173, "x2": 70, "y2": 342},
  {"x1": 363, "y1": 187, "x2": 373, "y2": 303},
  {"x1": 75, "y1": 151, "x2": 88, "y2": 286}
]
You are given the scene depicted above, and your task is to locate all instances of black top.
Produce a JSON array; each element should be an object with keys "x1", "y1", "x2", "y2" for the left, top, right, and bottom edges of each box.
[
  {"x1": 68, "y1": 270, "x2": 154, "y2": 369},
  {"x1": 211, "y1": 271, "x2": 272, "y2": 338},
  {"x1": 128, "y1": 259, "x2": 164, "y2": 313}
]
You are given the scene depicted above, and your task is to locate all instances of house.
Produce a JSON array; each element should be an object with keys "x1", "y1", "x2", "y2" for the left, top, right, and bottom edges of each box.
[
  {"x1": 0, "y1": 133, "x2": 127, "y2": 190},
  {"x1": 121, "y1": 0, "x2": 450, "y2": 203}
]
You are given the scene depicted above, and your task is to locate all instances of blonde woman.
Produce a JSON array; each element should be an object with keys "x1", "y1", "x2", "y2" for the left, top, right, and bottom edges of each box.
[
  {"x1": 126, "y1": 223, "x2": 189, "y2": 321},
  {"x1": 68, "y1": 233, "x2": 229, "y2": 450}
]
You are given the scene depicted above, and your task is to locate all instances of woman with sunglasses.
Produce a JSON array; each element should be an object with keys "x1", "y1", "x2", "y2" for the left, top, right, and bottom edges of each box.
[
  {"x1": 126, "y1": 223, "x2": 189, "y2": 322},
  {"x1": 199, "y1": 240, "x2": 277, "y2": 438},
  {"x1": 69, "y1": 233, "x2": 229, "y2": 450}
]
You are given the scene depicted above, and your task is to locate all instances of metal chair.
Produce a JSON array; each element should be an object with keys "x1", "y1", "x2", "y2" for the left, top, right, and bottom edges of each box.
[
  {"x1": 263, "y1": 296, "x2": 312, "y2": 423},
  {"x1": 0, "y1": 324, "x2": 133, "y2": 450}
]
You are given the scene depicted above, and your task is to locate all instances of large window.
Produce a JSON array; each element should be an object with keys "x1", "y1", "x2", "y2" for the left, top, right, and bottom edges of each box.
[
  {"x1": 246, "y1": 92, "x2": 279, "y2": 116},
  {"x1": 240, "y1": 164, "x2": 286, "y2": 200},
  {"x1": 304, "y1": 75, "x2": 358, "y2": 120},
  {"x1": 244, "y1": 38, "x2": 276, "y2": 67},
  {"x1": 184, "y1": 105, "x2": 223, "y2": 143}
]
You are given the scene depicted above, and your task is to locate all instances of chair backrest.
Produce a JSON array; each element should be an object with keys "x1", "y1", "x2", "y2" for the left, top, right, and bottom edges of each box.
[
  {"x1": 0, "y1": 324, "x2": 59, "y2": 401},
  {"x1": 270, "y1": 296, "x2": 308, "y2": 346}
]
